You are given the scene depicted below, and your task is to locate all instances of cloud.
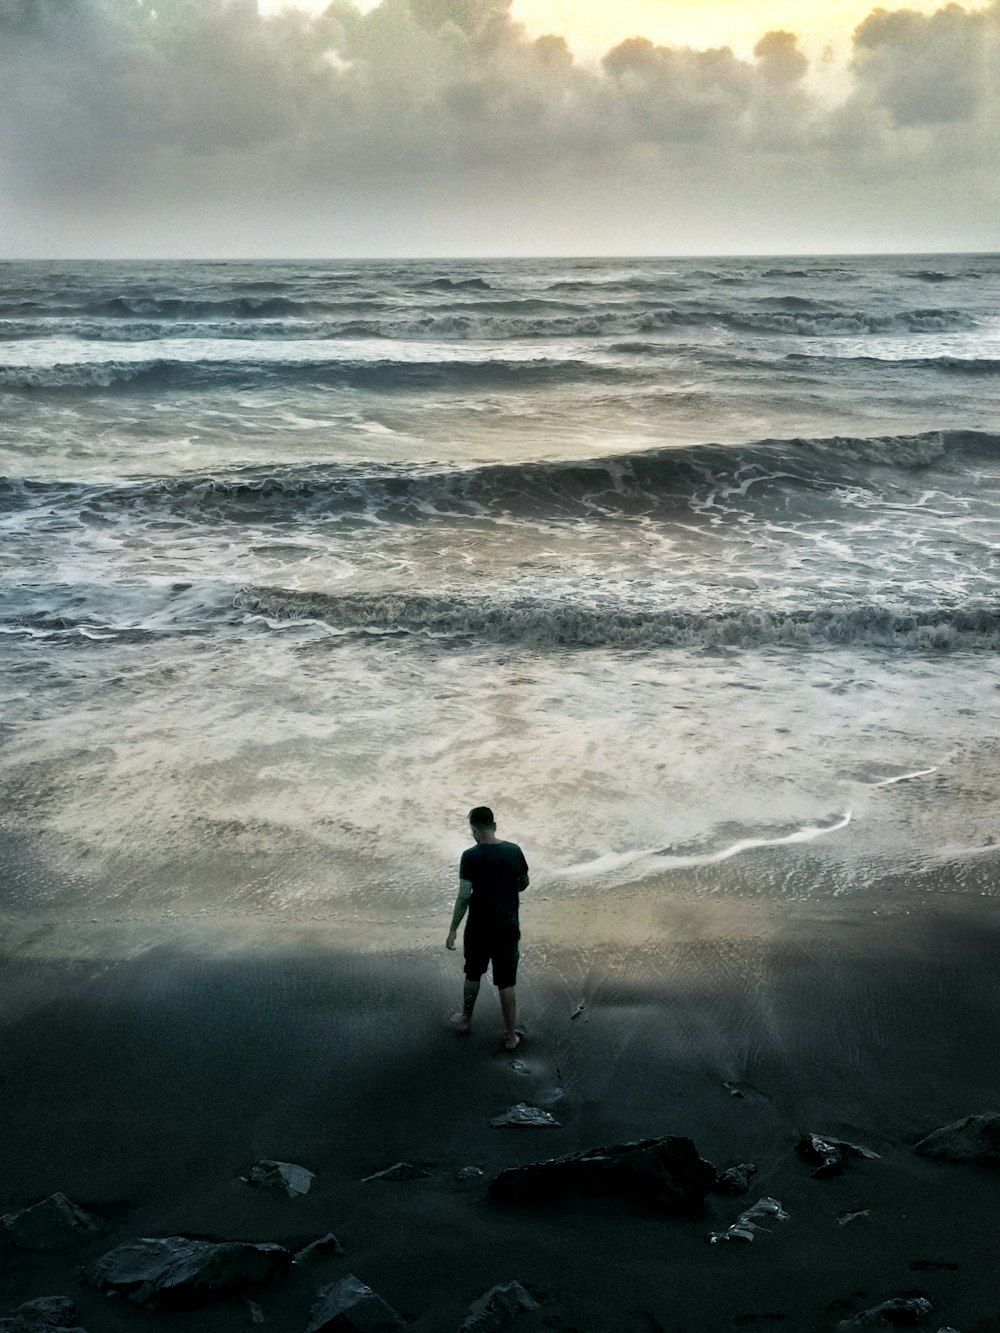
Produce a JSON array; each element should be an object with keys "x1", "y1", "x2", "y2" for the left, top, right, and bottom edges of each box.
[
  {"x1": 851, "y1": 2, "x2": 998, "y2": 125},
  {"x1": 0, "y1": 0, "x2": 997, "y2": 254}
]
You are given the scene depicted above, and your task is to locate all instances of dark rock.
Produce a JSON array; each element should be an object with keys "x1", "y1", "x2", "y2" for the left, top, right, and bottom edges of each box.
[
  {"x1": 796, "y1": 1134, "x2": 880, "y2": 1178},
  {"x1": 913, "y1": 1112, "x2": 1000, "y2": 1163},
  {"x1": 0, "y1": 1297, "x2": 86, "y2": 1332},
  {"x1": 490, "y1": 1105, "x2": 561, "y2": 1129},
  {"x1": 707, "y1": 1196, "x2": 789, "y2": 1244},
  {"x1": 307, "y1": 1275, "x2": 404, "y2": 1332},
  {"x1": 836, "y1": 1297, "x2": 933, "y2": 1329},
  {"x1": 0, "y1": 1195, "x2": 104, "y2": 1251},
  {"x1": 713, "y1": 1163, "x2": 758, "y2": 1196},
  {"x1": 83, "y1": 1236, "x2": 292, "y2": 1308},
  {"x1": 361, "y1": 1163, "x2": 430, "y2": 1183},
  {"x1": 244, "y1": 1161, "x2": 315, "y2": 1198},
  {"x1": 294, "y1": 1233, "x2": 345, "y2": 1264},
  {"x1": 460, "y1": 1281, "x2": 539, "y2": 1332},
  {"x1": 489, "y1": 1135, "x2": 717, "y2": 1213},
  {"x1": 246, "y1": 1299, "x2": 266, "y2": 1325}
]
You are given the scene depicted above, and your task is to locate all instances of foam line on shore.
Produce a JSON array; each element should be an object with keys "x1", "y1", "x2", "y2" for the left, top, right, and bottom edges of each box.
[
  {"x1": 870, "y1": 766, "x2": 939, "y2": 787},
  {"x1": 558, "y1": 811, "x2": 853, "y2": 880}
]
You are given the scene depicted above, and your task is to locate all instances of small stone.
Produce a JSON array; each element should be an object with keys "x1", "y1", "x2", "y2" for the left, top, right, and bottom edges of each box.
[
  {"x1": 460, "y1": 1281, "x2": 539, "y2": 1332},
  {"x1": 307, "y1": 1275, "x2": 404, "y2": 1332},
  {"x1": 490, "y1": 1104, "x2": 561, "y2": 1129},
  {"x1": 455, "y1": 1167, "x2": 485, "y2": 1182},
  {"x1": 707, "y1": 1196, "x2": 789, "y2": 1245},
  {"x1": 0, "y1": 1195, "x2": 104, "y2": 1251},
  {"x1": 246, "y1": 1299, "x2": 265, "y2": 1325},
  {"x1": 913, "y1": 1113, "x2": 1000, "y2": 1163},
  {"x1": 361, "y1": 1162, "x2": 430, "y2": 1183},
  {"x1": 244, "y1": 1160, "x2": 315, "y2": 1198},
  {"x1": 796, "y1": 1134, "x2": 880, "y2": 1178},
  {"x1": 294, "y1": 1233, "x2": 345, "y2": 1264},
  {"x1": 83, "y1": 1236, "x2": 292, "y2": 1308},
  {"x1": 713, "y1": 1163, "x2": 758, "y2": 1196},
  {"x1": 836, "y1": 1297, "x2": 934, "y2": 1330}
]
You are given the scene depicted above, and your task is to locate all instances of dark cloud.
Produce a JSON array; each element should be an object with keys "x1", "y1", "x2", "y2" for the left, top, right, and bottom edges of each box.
[{"x1": 0, "y1": 0, "x2": 997, "y2": 254}]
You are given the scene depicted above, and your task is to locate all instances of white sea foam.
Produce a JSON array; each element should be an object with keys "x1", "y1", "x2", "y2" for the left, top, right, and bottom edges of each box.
[
  {"x1": 558, "y1": 813, "x2": 853, "y2": 881},
  {"x1": 869, "y1": 767, "x2": 939, "y2": 787}
]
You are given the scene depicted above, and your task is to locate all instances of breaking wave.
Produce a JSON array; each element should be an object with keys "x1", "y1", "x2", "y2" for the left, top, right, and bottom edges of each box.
[
  {"x1": 235, "y1": 585, "x2": 1000, "y2": 651},
  {"x1": 4, "y1": 430, "x2": 992, "y2": 525},
  {"x1": 0, "y1": 355, "x2": 624, "y2": 394},
  {"x1": 786, "y1": 353, "x2": 1000, "y2": 376},
  {"x1": 0, "y1": 302, "x2": 975, "y2": 343}
]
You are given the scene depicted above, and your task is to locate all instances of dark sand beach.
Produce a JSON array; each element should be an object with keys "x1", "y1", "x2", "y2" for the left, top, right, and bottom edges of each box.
[{"x1": 3, "y1": 885, "x2": 1000, "y2": 1332}]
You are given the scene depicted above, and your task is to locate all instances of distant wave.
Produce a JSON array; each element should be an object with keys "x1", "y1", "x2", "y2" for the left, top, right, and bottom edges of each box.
[
  {"x1": 787, "y1": 353, "x2": 1000, "y2": 376},
  {"x1": 544, "y1": 275, "x2": 688, "y2": 294},
  {"x1": 909, "y1": 270, "x2": 965, "y2": 283},
  {"x1": 236, "y1": 585, "x2": 1000, "y2": 651},
  {"x1": 419, "y1": 276, "x2": 492, "y2": 290},
  {"x1": 2, "y1": 430, "x2": 993, "y2": 524},
  {"x1": 0, "y1": 295, "x2": 327, "y2": 320},
  {"x1": 0, "y1": 300, "x2": 975, "y2": 342},
  {"x1": 706, "y1": 307, "x2": 976, "y2": 335},
  {"x1": 0, "y1": 355, "x2": 625, "y2": 394}
]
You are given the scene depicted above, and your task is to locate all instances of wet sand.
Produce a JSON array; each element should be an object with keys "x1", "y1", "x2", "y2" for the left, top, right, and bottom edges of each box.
[{"x1": 2, "y1": 888, "x2": 1000, "y2": 1331}]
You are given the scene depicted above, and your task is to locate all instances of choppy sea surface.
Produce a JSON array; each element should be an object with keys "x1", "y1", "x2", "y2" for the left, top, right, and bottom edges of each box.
[{"x1": 2, "y1": 255, "x2": 999, "y2": 949}]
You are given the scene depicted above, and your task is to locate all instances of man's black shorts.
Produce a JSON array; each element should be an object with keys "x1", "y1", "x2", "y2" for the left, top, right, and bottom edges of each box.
[{"x1": 464, "y1": 928, "x2": 519, "y2": 989}]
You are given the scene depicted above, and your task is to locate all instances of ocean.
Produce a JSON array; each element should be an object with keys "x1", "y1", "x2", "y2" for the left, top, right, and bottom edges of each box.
[{"x1": 2, "y1": 254, "x2": 999, "y2": 954}]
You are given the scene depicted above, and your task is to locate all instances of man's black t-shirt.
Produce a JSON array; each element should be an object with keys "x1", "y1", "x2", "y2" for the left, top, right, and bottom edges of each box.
[{"x1": 460, "y1": 841, "x2": 529, "y2": 936}]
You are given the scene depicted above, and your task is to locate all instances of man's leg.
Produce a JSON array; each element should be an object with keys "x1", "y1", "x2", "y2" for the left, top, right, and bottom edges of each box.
[
  {"x1": 450, "y1": 933, "x2": 486, "y2": 1033},
  {"x1": 449, "y1": 977, "x2": 480, "y2": 1032},
  {"x1": 463, "y1": 976, "x2": 481, "y2": 1018},
  {"x1": 499, "y1": 986, "x2": 518, "y2": 1050}
]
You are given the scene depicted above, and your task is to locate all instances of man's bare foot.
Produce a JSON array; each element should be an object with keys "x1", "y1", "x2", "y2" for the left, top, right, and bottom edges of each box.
[
  {"x1": 448, "y1": 1012, "x2": 471, "y2": 1034},
  {"x1": 503, "y1": 1031, "x2": 521, "y2": 1051}
]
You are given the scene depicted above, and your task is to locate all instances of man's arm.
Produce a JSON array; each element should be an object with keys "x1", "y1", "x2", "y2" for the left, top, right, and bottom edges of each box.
[{"x1": 445, "y1": 878, "x2": 473, "y2": 949}]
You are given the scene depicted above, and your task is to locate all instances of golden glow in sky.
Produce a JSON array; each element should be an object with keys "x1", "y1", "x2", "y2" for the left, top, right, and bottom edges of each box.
[
  {"x1": 510, "y1": 0, "x2": 944, "y2": 59},
  {"x1": 260, "y1": 0, "x2": 947, "y2": 60}
]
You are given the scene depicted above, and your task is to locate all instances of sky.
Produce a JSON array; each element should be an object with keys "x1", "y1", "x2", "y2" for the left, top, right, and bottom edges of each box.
[{"x1": 1, "y1": 0, "x2": 998, "y2": 257}]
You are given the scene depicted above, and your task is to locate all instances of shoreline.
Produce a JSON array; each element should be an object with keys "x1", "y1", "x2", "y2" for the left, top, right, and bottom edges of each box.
[{"x1": 4, "y1": 842, "x2": 1000, "y2": 961}]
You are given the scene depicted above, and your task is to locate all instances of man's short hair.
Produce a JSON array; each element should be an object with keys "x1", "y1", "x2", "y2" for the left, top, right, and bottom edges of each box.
[{"x1": 468, "y1": 805, "x2": 496, "y2": 830}]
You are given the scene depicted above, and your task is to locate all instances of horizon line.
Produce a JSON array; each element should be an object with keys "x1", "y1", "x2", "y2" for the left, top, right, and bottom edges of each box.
[{"x1": 2, "y1": 247, "x2": 998, "y2": 264}]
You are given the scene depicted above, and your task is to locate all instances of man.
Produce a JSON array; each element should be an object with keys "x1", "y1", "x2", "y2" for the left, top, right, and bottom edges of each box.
[{"x1": 446, "y1": 806, "x2": 529, "y2": 1051}]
